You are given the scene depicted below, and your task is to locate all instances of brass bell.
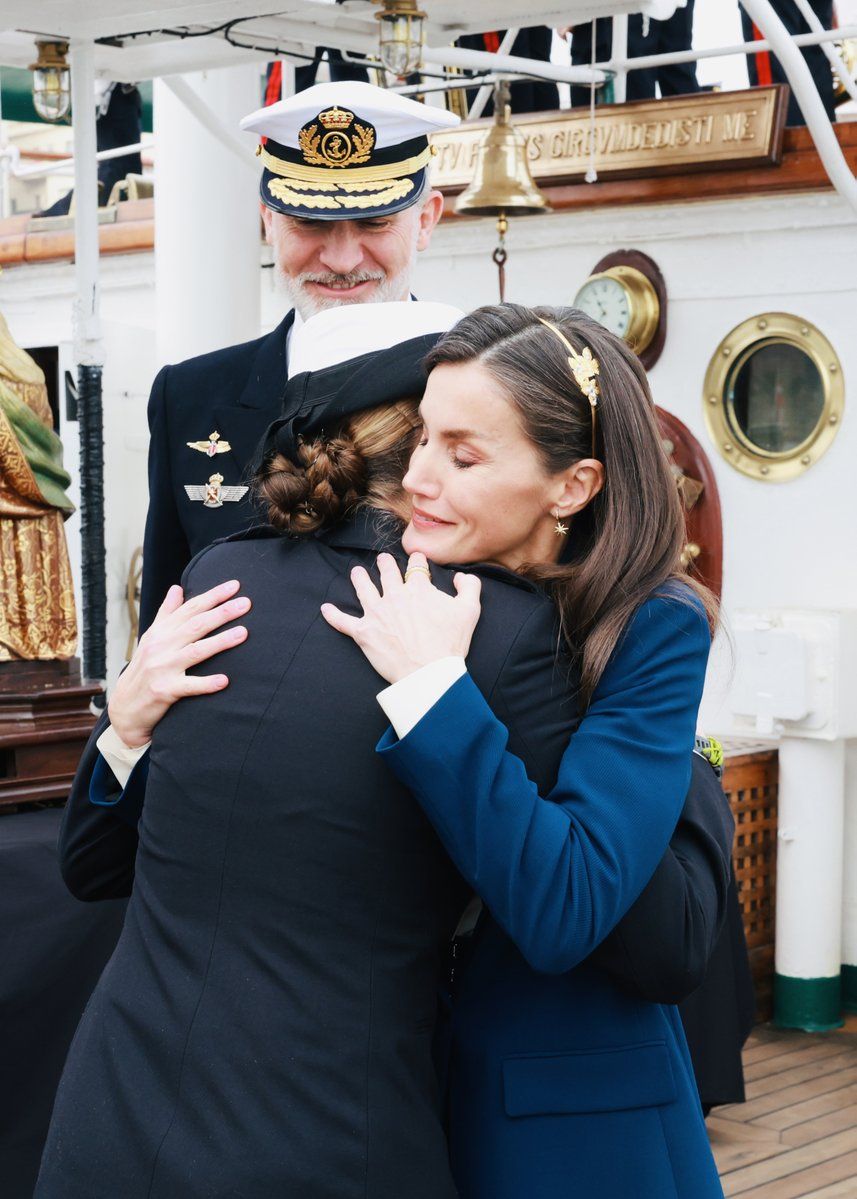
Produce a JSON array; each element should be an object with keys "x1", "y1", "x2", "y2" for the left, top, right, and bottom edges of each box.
[
  {"x1": 455, "y1": 82, "x2": 551, "y2": 219},
  {"x1": 455, "y1": 82, "x2": 550, "y2": 300}
]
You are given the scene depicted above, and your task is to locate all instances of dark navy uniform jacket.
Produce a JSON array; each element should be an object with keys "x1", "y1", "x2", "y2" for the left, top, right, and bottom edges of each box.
[
  {"x1": 141, "y1": 309, "x2": 296, "y2": 631},
  {"x1": 43, "y1": 517, "x2": 730, "y2": 1198}
]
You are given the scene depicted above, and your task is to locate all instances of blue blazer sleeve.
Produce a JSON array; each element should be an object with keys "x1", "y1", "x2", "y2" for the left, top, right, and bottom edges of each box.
[{"x1": 377, "y1": 591, "x2": 711, "y2": 974}]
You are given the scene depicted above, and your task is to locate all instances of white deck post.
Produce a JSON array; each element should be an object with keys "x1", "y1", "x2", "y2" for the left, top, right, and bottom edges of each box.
[
  {"x1": 775, "y1": 737, "x2": 846, "y2": 1030},
  {"x1": 611, "y1": 15, "x2": 628, "y2": 104},
  {"x1": 842, "y1": 741, "x2": 857, "y2": 1012},
  {"x1": 154, "y1": 63, "x2": 262, "y2": 367}
]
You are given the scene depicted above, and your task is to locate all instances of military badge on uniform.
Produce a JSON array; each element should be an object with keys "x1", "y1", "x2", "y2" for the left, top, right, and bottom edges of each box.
[
  {"x1": 184, "y1": 473, "x2": 248, "y2": 509},
  {"x1": 187, "y1": 430, "x2": 231, "y2": 458}
]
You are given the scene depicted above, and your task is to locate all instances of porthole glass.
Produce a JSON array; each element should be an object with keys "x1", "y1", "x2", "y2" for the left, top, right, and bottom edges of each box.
[
  {"x1": 703, "y1": 314, "x2": 844, "y2": 482},
  {"x1": 727, "y1": 341, "x2": 825, "y2": 454}
]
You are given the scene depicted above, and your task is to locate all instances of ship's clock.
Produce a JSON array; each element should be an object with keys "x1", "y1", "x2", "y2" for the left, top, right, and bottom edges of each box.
[{"x1": 573, "y1": 250, "x2": 667, "y2": 369}]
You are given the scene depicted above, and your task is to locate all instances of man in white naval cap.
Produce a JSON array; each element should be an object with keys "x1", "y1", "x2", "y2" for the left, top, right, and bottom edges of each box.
[
  {"x1": 59, "y1": 83, "x2": 459, "y2": 862},
  {"x1": 241, "y1": 81, "x2": 456, "y2": 319},
  {"x1": 142, "y1": 81, "x2": 459, "y2": 633}
]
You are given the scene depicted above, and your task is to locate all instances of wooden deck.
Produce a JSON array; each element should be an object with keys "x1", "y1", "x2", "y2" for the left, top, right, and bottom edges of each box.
[{"x1": 710, "y1": 1020, "x2": 857, "y2": 1198}]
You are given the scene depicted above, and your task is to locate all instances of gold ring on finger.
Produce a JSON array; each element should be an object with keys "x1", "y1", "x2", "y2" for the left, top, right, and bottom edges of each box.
[{"x1": 404, "y1": 566, "x2": 431, "y2": 583}]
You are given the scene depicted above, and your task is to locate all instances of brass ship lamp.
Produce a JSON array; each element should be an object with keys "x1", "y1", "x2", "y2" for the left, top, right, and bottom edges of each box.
[
  {"x1": 374, "y1": 0, "x2": 426, "y2": 78},
  {"x1": 29, "y1": 40, "x2": 71, "y2": 123},
  {"x1": 455, "y1": 82, "x2": 551, "y2": 300}
]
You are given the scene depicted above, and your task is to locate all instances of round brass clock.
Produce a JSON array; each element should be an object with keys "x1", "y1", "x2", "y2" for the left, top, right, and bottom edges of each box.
[{"x1": 572, "y1": 250, "x2": 667, "y2": 369}]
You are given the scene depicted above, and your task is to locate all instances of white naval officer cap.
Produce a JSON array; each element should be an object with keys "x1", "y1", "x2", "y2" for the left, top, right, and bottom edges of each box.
[
  {"x1": 240, "y1": 81, "x2": 460, "y2": 221},
  {"x1": 289, "y1": 300, "x2": 465, "y2": 378}
]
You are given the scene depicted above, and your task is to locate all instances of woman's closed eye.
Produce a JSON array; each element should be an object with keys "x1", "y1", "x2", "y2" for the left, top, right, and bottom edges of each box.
[{"x1": 415, "y1": 428, "x2": 479, "y2": 468}]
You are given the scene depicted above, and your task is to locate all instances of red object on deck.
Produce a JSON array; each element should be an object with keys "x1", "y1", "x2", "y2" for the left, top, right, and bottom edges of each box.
[
  {"x1": 265, "y1": 61, "x2": 283, "y2": 106},
  {"x1": 751, "y1": 22, "x2": 774, "y2": 87}
]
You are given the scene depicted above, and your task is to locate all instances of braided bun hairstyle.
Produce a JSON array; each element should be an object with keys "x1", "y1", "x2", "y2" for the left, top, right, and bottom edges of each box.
[
  {"x1": 255, "y1": 436, "x2": 366, "y2": 535},
  {"x1": 254, "y1": 400, "x2": 421, "y2": 535}
]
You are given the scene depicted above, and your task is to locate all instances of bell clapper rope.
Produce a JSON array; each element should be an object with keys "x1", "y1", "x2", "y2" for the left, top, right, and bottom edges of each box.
[
  {"x1": 454, "y1": 76, "x2": 550, "y2": 303},
  {"x1": 492, "y1": 82, "x2": 510, "y2": 303},
  {"x1": 493, "y1": 211, "x2": 508, "y2": 302},
  {"x1": 585, "y1": 23, "x2": 598, "y2": 185}
]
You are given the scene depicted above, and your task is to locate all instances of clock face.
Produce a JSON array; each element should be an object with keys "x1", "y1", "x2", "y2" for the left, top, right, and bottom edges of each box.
[{"x1": 573, "y1": 276, "x2": 631, "y2": 339}]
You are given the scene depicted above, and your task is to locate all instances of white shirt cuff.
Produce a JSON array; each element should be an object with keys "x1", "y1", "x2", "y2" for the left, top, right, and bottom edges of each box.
[
  {"x1": 97, "y1": 724, "x2": 151, "y2": 788},
  {"x1": 376, "y1": 657, "x2": 466, "y2": 740}
]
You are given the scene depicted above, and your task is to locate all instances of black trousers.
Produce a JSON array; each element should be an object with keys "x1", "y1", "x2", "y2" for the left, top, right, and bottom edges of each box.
[
  {"x1": 294, "y1": 47, "x2": 369, "y2": 93},
  {"x1": 96, "y1": 84, "x2": 143, "y2": 203},
  {"x1": 456, "y1": 28, "x2": 560, "y2": 115},
  {"x1": 38, "y1": 84, "x2": 143, "y2": 217},
  {"x1": 740, "y1": 1, "x2": 835, "y2": 126},
  {"x1": 570, "y1": 2, "x2": 699, "y2": 108}
]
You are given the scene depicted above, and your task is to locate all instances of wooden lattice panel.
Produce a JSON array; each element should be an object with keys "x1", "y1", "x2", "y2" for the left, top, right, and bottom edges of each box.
[{"x1": 721, "y1": 745, "x2": 779, "y2": 1022}]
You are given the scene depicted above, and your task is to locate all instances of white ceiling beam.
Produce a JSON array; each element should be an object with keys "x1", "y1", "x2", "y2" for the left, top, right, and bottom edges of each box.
[{"x1": 2, "y1": 1, "x2": 684, "y2": 48}]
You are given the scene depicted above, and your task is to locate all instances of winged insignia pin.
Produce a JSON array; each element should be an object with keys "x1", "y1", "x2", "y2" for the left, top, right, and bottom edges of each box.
[
  {"x1": 184, "y1": 473, "x2": 248, "y2": 509},
  {"x1": 187, "y1": 430, "x2": 231, "y2": 457}
]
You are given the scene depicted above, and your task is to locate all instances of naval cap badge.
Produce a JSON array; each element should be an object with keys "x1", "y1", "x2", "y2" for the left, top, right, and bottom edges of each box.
[
  {"x1": 187, "y1": 430, "x2": 232, "y2": 458},
  {"x1": 299, "y1": 107, "x2": 375, "y2": 169},
  {"x1": 184, "y1": 473, "x2": 248, "y2": 509}
]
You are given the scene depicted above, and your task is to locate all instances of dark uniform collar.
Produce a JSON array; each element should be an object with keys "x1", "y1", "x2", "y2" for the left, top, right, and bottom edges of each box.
[
  {"x1": 211, "y1": 508, "x2": 397, "y2": 553},
  {"x1": 319, "y1": 506, "x2": 401, "y2": 554},
  {"x1": 237, "y1": 309, "x2": 296, "y2": 410},
  {"x1": 319, "y1": 508, "x2": 543, "y2": 595},
  {"x1": 218, "y1": 507, "x2": 544, "y2": 596}
]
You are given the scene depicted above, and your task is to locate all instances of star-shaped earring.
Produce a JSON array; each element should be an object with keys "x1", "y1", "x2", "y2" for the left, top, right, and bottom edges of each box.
[{"x1": 553, "y1": 510, "x2": 569, "y2": 536}]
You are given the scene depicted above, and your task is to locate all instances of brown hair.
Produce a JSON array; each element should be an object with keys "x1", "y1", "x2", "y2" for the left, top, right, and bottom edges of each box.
[
  {"x1": 424, "y1": 303, "x2": 719, "y2": 707},
  {"x1": 254, "y1": 400, "x2": 421, "y2": 534}
]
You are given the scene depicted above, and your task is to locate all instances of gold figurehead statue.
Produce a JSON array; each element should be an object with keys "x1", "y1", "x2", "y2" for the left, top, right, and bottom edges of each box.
[{"x1": 0, "y1": 310, "x2": 77, "y2": 659}]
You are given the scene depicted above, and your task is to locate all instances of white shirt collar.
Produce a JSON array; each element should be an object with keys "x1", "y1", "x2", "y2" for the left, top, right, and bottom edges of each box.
[{"x1": 288, "y1": 300, "x2": 463, "y2": 378}]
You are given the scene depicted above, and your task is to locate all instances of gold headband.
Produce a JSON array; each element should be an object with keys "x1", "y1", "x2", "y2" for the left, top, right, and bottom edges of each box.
[{"x1": 537, "y1": 317, "x2": 600, "y2": 458}]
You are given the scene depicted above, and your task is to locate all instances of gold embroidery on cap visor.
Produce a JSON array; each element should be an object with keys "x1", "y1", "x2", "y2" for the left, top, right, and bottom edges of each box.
[{"x1": 267, "y1": 175, "x2": 416, "y2": 211}]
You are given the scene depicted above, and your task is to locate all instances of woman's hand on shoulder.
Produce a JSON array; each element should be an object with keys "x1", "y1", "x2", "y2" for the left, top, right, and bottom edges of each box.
[
  {"x1": 320, "y1": 552, "x2": 482, "y2": 684},
  {"x1": 108, "y1": 580, "x2": 251, "y2": 748}
]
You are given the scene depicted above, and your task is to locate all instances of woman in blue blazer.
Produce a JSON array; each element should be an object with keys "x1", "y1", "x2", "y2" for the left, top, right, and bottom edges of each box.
[{"x1": 323, "y1": 304, "x2": 725, "y2": 1197}]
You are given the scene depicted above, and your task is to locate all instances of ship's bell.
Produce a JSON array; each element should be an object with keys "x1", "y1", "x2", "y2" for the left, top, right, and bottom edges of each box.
[{"x1": 455, "y1": 88, "x2": 551, "y2": 219}]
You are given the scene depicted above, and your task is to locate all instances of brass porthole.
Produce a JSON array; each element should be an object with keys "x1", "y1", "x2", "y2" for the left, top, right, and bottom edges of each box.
[{"x1": 703, "y1": 313, "x2": 844, "y2": 482}]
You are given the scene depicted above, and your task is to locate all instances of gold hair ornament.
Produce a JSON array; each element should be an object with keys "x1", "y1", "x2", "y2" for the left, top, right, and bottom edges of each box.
[{"x1": 537, "y1": 317, "x2": 600, "y2": 457}]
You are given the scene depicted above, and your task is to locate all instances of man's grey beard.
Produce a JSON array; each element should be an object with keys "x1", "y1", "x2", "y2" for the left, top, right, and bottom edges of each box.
[{"x1": 275, "y1": 246, "x2": 417, "y2": 320}]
